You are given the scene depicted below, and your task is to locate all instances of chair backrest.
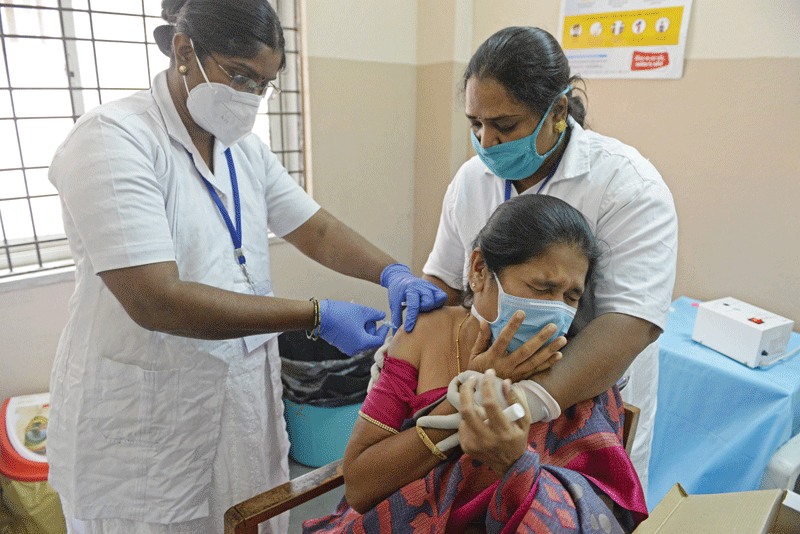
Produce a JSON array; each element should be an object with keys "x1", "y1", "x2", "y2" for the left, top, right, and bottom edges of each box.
[
  {"x1": 224, "y1": 403, "x2": 641, "y2": 534},
  {"x1": 225, "y1": 460, "x2": 345, "y2": 534},
  {"x1": 622, "y1": 402, "x2": 640, "y2": 456}
]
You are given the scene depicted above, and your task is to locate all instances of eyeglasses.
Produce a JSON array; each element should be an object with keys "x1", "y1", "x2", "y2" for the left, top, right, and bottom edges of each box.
[{"x1": 210, "y1": 55, "x2": 281, "y2": 100}]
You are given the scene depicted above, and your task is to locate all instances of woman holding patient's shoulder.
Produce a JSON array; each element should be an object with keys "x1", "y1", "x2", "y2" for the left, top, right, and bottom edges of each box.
[{"x1": 305, "y1": 195, "x2": 648, "y2": 533}]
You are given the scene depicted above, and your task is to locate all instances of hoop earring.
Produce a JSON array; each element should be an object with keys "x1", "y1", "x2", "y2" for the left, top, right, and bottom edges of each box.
[{"x1": 178, "y1": 65, "x2": 187, "y2": 74}]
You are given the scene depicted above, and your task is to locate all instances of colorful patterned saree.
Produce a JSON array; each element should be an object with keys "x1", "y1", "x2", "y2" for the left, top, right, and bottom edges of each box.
[{"x1": 303, "y1": 384, "x2": 648, "y2": 534}]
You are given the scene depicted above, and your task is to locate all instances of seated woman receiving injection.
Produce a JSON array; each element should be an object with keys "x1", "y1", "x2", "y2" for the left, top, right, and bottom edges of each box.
[{"x1": 305, "y1": 195, "x2": 649, "y2": 534}]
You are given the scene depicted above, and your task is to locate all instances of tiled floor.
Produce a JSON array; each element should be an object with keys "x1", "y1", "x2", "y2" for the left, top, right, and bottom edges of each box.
[{"x1": 286, "y1": 458, "x2": 345, "y2": 533}]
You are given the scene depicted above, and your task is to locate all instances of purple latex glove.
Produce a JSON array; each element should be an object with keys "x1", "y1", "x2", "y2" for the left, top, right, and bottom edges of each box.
[
  {"x1": 380, "y1": 263, "x2": 448, "y2": 333},
  {"x1": 318, "y1": 299, "x2": 390, "y2": 356}
]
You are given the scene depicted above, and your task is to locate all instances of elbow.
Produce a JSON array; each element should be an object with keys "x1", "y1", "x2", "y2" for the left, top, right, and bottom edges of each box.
[
  {"x1": 645, "y1": 323, "x2": 663, "y2": 346},
  {"x1": 622, "y1": 322, "x2": 662, "y2": 367},
  {"x1": 116, "y1": 291, "x2": 184, "y2": 334},
  {"x1": 124, "y1": 307, "x2": 170, "y2": 334},
  {"x1": 128, "y1": 306, "x2": 173, "y2": 333},
  {"x1": 342, "y1": 465, "x2": 365, "y2": 514},
  {"x1": 344, "y1": 491, "x2": 372, "y2": 516},
  {"x1": 343, "y1": 463, "x2": 377, "y2": 515},
  {"x1": 99, "y1": 265, "x2": 190, "y2": 334},
  {"x1": 626, "y1": 318, "x2": 663, "y2": 357}
]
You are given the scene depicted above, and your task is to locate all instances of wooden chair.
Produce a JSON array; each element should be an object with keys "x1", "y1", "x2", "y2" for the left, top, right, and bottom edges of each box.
[
  {"x1": 224, "y1": 403, "x2": 640, "y2": 533},
  {"x1": 622, "y1": 402, "x2": 640, "y2": 457}
]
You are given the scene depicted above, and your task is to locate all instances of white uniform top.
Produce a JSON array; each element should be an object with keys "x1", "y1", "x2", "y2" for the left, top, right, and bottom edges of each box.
[
  {"x1": 47, "y1": 70, "x2": 320, "y2": 525},
  {"x1": 423, "y1": 116, "x2": 678, "y2": 492}
]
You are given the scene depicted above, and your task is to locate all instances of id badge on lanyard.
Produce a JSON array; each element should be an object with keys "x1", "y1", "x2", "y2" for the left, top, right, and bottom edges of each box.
[
  {"x1": 191, "y1": 148, "x2": 278, "y2": 353},
  {"x1": 194, "y1": 148, "x2": 255, "y2": 287}
]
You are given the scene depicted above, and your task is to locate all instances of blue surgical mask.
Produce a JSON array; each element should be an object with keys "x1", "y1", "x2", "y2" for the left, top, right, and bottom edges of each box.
[
  {"x1": 471, "y1": 274, "x2": 576, "y2": 353},
  {"x1": 471, "y1": 86, "x2": 571, "y2": 181}
]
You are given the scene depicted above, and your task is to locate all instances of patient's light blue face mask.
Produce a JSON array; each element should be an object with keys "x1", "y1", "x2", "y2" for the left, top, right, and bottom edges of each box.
[
  {"x1": 471, "y1": 86, "x2": 570, "y2": 181},
  {"x1": 471, "y1": 274, "x2": 576, "y2": 353}
]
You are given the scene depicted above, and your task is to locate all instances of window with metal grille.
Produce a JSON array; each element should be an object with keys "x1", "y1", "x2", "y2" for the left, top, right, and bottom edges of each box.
[{"x1": 0, "y1": 0, "x2": 309, "y2": 281}]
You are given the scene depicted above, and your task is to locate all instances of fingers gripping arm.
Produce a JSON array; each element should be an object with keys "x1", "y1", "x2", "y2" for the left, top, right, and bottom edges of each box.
[{"x1": 417, "y1": 371, "x2": 529, "y2": 452}]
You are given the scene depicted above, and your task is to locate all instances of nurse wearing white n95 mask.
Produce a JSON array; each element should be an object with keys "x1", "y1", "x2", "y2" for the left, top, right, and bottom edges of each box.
[
  {"x1": 182, "y1": 37, "x2": 267, "y2": 147},
  {"x1": 45, "y1": 1, "x2": 445, "y2": 533}
]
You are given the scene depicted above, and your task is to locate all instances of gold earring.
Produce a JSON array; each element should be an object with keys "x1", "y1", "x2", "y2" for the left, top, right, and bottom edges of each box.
[
  {"x1": 178, "y1": 65, "x2": 187, "y2": 74},
  {"x1": 555, "y1": 119, "x2": 567, "y2": 133}
]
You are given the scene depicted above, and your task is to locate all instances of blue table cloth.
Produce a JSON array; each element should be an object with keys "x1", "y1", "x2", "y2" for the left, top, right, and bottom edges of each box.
[{"x1": 647, "y1": 296, "x2": 800, "y2": 510}]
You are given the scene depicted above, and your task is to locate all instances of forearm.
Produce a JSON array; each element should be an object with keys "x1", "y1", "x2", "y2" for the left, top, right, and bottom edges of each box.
[
  {"x1": 100, "y1": 262, "x2": 315, "y2": 339},
  {"x1": 531, "y1": 313, "x2": 661, "y2": 409},
  {"x1": 344, "y1": 402, "x2": 458, "y2": 513},
  {"x1": 148, "y1": 281, "x2": 315, "y2": 339},
  {"x1": 284, "y1": 208, "x2": 396, "y2": 284}
]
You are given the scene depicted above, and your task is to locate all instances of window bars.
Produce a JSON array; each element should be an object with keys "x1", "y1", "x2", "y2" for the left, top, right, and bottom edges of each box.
[{"x1": 0, "y1": 0, "x2": 308, "y2": 279}]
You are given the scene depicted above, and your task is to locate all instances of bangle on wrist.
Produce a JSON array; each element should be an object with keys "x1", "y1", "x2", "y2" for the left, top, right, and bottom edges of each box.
[
  {"x1": 416, "y1": 426, "x2": 448, "y2": 461},
  {"x1": 306, "y1": 297, "x2": 321, "y2": 340}
]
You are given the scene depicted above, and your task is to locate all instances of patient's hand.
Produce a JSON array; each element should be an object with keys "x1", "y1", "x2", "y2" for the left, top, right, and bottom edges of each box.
[
  {"x1": 468, "y1": 312, "x2": 566, "y2": 382},
  {"x1": 458, "y1": 369, "x2": 531, "y2": 474}
]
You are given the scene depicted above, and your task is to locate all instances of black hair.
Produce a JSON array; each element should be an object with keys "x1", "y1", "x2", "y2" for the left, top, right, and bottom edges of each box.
[
  {"x1": 153, "y1": 0, "x2": 286, "y2": 69},
  {"x1": 463, "y1": 27, "x2": 586, "y2": 127},
  {"x1": 466, "y1": 195, "x2": 600, "y2": 304}
]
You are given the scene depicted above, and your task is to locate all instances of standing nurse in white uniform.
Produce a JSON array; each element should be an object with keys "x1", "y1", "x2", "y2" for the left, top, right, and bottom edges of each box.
[
  {"x1": 422, "y1": 27, "x2": 678, "y2": 497},
  {"x1": 46, "y1": 1, "x2": 445, "y2": 533}
]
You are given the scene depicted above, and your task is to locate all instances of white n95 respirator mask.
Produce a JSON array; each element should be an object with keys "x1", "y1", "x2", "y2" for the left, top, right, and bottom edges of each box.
[{"x1": 183, "y1": 43, "x2": 262, "y2": 147}]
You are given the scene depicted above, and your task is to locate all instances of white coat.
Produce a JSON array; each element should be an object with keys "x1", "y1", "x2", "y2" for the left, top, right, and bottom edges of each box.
[{"x1": 47, "y1": 70, "x2": 320, "y2": 531}]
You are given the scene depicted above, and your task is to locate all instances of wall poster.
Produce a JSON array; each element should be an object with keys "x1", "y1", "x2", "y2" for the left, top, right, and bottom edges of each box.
[{"x1": 559, "y1": 0, "x2": 693, "y2": 79}]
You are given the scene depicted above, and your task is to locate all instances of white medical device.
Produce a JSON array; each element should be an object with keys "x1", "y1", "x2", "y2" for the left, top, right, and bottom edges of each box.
[
  {"x1": 760, "y1": 432, "x2": 800, "y2": 493},
  {"x1": 691, "y1": 297, "x2": 795, "y2": 368}
]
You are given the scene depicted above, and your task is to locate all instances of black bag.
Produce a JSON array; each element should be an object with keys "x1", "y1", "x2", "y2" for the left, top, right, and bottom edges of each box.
[{"x1": 278, "y1": 331, "x2": 377, "y2": 408}]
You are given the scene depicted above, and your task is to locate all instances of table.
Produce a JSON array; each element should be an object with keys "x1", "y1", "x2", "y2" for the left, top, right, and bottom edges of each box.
[{"x1": 647, "y1": 296, "x2": 800, "y2": 510}]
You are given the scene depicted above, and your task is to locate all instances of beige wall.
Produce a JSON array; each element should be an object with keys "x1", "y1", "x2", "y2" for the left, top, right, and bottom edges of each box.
[
  {"x1": 2, "y1": 0, "x2": 799, "y2": 400},
  {"x1": 271, "y1": 0, "x2": 418, "y2": 308},
  {"x1": 0, "y1": 277, "x2": 73, "y2": 400},
  {"x1": 412, "y1": 0, "x2": 473, "y2": 272},
  {"x1": 269, "y1": 57, "x2": 417, "y2": 308}
]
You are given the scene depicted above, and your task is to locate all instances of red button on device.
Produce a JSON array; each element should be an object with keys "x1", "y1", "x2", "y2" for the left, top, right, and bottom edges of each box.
[{"x1": 749, "y1": 318, "x2": 764, "y2": 324}]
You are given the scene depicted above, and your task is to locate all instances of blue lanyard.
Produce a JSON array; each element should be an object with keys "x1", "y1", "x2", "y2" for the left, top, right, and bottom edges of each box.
[
  {"x1": 190, "y1": 148, "x2": 254, "y2": 285},
  {"x1": 504, "y1": 152, "x2": 564, "y2": 202}
]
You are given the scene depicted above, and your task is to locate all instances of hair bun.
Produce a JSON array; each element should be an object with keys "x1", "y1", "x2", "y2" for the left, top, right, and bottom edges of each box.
[
  {"x1": 153, "y1": 24, "x2": 176, "y2": 57},
  {"x1": 160, "y1": 0, "x2": 189, "y2": 23}
]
